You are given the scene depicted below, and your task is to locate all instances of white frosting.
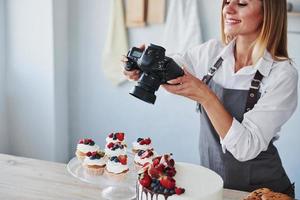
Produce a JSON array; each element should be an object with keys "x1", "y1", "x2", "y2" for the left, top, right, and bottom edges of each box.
[
  {"x1": 105, "y1": 146, "x2": 127, "y2": 157},
  {"x1": 138, "y1": 162, "x2": 223, "y2": 200},
  {"x1": 132, "y1": 141, "x2": 152, "y2": 151},
  {"x1": 106, "y1": 160, "x2": 129, "y2": 174},
  {"x1": 83, "y1": 156, "x2": 106, "y2": 166},
  {"x1": 77, "y1": 143, "x2": 99, "y2": 153},
  {"x1": 105, "y1": 137, "x2": 126, "y2": 145},
  {"x1": 134, "y1": 151, "x2": 157, "y2": 166}
]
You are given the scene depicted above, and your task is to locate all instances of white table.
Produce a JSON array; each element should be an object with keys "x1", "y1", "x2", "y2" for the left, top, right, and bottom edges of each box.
[{"x1": 0, "y1": 153, "x2": 249, "y2": 200}]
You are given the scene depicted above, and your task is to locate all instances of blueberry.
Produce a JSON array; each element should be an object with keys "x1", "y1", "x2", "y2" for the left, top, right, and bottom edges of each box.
[
  {"x1": 90, "y1": 156, "x2": 96, "y2": 160},
  {"x1": 170, "y1": 189, "x2": 175, "y2": 195},
  {"x1": 163, "y1": 188, "x2": 169, "y2": 194},
  {"x1": 89, "y1": 141, "x2": 95, "y2": 146},
  {"x1": 150, "y1": 182, "x2": 156, "y2": 189},
  {"x1": 153, "y1": 186, "x2": 159, "y2": 192},
  {"x1": 95, "y1": 154, "x2": 101, "y2": 159},
  {"x1": 159, "y1": 186, "x2": 164, "y2": 192},
  {"x1": 113, "y1": 134, "x2": 117, "y2": 140},
  {"x1": 138, "y1": 150, "x2": 145, "y2": 156},
  {"x1": 111, "y1": 156, "x2": 117, "y2": 161},
  {"x1": 137, "y1": 138, "x2": 143, "y2": 142},
  {"x1": 114, "y1": 158, "x2": 119, "y2": 162}
]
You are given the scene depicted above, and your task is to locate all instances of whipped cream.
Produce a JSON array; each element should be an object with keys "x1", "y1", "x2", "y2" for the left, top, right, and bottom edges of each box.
[
  {"x1": 134, "y1": 153, "x2": 156, "y2": 166},
  {"x1": 77, "y1": 143, "x2": 99, "y2": 153},
  {"x1": 105, "y1": 137, "x2": 126, "y2": 145},
  {"x1": 132, "y1": 141, "x2": 152, "y2": 151},
  {"x1": 83, "y1": 156, "x2": 106, "y2": 166},
  {"x1": 106, "y1": 160, "x2": 129, "y2": 174},
  {"x1": 105, "y1": 147, "x2": 127, "y2": 157}
]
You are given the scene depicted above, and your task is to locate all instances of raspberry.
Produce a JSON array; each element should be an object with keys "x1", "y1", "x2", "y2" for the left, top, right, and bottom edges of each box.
[
  {"x1": 144, "y1": 138, "x2": 151, "y2": 145},
  {"x1": 118, "y1": 155, "x2": 127, "y2": 165},
  {"x1": 175, "y1": 187, "x2": 185, "y2": 195},
  {"x1": 116, "y1": 132, "x2": 125, "y2": 141},
  {"x1": 86, "y1": 152, "x2": 92, "y2": 157},
  {"x1": 108, "y1": 133, "x2": 113, "y2": 138},
  {"x1": 107, "y1": 142, "x2": 114, "y2": 149}
]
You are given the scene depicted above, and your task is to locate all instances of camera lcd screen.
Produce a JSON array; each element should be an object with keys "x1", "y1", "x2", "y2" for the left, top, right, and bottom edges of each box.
[{"x1": 131, "y1": 50, "x2": 142, "y2": 58}]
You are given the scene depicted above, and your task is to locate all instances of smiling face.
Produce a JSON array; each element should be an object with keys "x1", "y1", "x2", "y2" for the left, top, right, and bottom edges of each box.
[{"x1": 222, "y1": 0, "x2": 263, "y2": 40}]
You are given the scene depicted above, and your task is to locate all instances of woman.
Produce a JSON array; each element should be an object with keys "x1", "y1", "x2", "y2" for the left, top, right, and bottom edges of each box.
[{"x1": 123, "y1": 0, "x2": 298, "y2": 197}]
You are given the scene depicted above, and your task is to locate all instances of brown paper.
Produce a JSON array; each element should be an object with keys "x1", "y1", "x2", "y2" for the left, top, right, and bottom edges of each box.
[
  {"x1": 126, "y1": 0, "x2": 146, "y2": 27},
  {"x1": 147, "y1": 0, "x2": 166, "y2": 24}
]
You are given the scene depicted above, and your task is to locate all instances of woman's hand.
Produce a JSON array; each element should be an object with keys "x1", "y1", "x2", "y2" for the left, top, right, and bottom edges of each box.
[
  {"x1": 162, "y1": 67, "x2": 215, "y2": 105},
  {"x1": 121, "y1": 55, "x2": 141, "y2": 81},
  {"x1": 121, "y1": 44, "x2": 145, "y2": 81}
]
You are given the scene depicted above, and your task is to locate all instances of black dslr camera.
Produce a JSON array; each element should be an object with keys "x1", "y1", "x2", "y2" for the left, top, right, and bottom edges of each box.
[{"x1": 125, "y1": 44, "x2": 184, "y2": 104}]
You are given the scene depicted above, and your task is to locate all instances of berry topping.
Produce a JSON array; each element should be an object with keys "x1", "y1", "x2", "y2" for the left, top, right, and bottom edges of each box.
[
  {"x1": 118, "y1": 155, "x2": 127, "y2": 165},
  {"x1": 86, "y1": 152, "x2": 92, "y2": 157},
  {"x1": 175, "y1": 187, "x2": 185, "y2": 195},
  {"x1": 108, "y1": 133, "x2": 113, "y2": 138},
  {"x1": 107, "y1": 142, "x2": 114, "y2": 149},
  {"x1": 159, "y1": 176, "x2": 176, "y2": 189},
  {"x1": 116, "y1": 132, "x2": 125, "y2": 141},
  {"x1": 139, "y1": 173, "x2": 151, "y2": 188},
  {"x1": 138, "y1": 150, "x2": 145, "y2": 156},
  {"x1": 144, "y1": 138, "x2": 151, "y2": 145},
  {"x1": 137, "y1": 138, "x2": 143, "y2": 142},
  {"x1": 148, "y1": 165, "x2": 161, "y2": 178}
]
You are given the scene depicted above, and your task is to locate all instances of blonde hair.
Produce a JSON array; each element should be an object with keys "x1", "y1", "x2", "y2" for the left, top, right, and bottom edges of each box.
[{"x1": 221, "y1": 0, "x2": 289, "y2": 63}]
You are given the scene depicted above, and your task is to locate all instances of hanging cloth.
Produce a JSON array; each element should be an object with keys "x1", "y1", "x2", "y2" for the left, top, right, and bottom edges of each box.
[
  {"x1": 102, "y1": 0, "x2": 128, "y2": 85},
  {"x1": 163, "y1": 0, "x2": 203, "y2": 55}
]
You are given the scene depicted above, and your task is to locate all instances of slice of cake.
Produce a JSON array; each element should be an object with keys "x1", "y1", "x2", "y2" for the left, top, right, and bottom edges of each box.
[
  {"x1": 132, "y1": 137, "x2": 153, "y2": 153},
  {"x1": 75, "y1": 138, "x2": 99, "y2": 161},
  {"x1": 137, "y1": 154, "x2": 223, "y2": 200}
]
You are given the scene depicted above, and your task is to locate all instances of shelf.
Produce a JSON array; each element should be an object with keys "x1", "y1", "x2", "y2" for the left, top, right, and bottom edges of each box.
[{"x1": 288, "y1": 12, "x2": 300, "y2": 16}]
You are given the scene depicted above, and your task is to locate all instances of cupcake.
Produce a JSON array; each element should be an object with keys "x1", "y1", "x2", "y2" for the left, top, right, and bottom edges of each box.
[
  {"x1": 106, "y1": 132, "x2": 126, "y2": 146},
  {"x1": 83, "y1": 151, "x2": 106, "y2": 176},
  {"x1": 76, "y1": 138, "x2": 99, "y2": 161},
  {"x1": 132, "y1": 137, "x2": 153, "y2": 153},
  {"x1": 134, "y1": 149, "x2": 157, "y2": 168},
  {"x1": 105, "y1": 142, "x2": 127, "y2": 157},
  {"x1": 105, "y1": 155, "x2": 129, "y2": 180}
]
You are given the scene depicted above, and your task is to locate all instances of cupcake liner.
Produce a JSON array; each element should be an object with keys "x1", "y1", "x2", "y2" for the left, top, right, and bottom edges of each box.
[{"x1": 84, "y1": 165, "x2": 105, "y2": 176}]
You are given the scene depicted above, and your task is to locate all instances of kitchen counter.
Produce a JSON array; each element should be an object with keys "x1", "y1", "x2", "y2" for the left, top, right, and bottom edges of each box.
[{"x1": 0, "y1": 153, "x2": 249, "y2": 200}]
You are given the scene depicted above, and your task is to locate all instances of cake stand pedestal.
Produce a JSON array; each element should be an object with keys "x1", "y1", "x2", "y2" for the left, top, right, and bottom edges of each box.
[{"x1": 67, "y1": 157, "x2": 137, "y2": 200}]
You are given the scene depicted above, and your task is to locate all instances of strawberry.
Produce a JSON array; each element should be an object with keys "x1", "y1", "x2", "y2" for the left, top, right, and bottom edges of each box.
[
  {"x1": 152, "y1": 157, "x2": 161, "y2": 166},
  {"x1": 107, "y1": 142, "x2": 114, "y2": 149},
  {"x1": 108, "y1": 133, "x2": 113, "y2": 138},
  {"x1": 139, "y1": 174, "x2": 151, "y2": 188},
  {"x1": 148, "y1": 165, "x2": 161, "y2": 178},
  {"x1": 118, "y1": 155, "x2": 127, "y2": 165},
  {"x1": 144, "y1": 138, "x2": 151, "y2": 145},
  {"x1": 116, "y1": 132, "x2": 124, "y2": 141},
  {"x1": 159, "y1": 176, "x2": 176, "y2": 189},
  {"x1": 175, "y1": 187, "x2": 185, "y2": 195},
  {"x1": 91, "y1": 151, "x2": 97, "y2": 156}
]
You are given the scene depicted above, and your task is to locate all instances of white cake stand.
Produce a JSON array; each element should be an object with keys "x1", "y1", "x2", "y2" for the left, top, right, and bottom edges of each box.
[{"x1": 67, "y1": 155, "x2": 137, "y2": 200}]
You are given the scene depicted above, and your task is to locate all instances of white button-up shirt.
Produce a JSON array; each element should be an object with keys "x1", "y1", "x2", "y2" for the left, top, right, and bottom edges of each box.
[{"x1": 171, "y1": 39, "x2": 298, "y2": 162}]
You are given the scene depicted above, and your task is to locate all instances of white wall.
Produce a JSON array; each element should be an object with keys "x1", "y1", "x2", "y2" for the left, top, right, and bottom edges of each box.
[
  {"x1": 6, "y1": 0, "x2": 56, "y2": 161},
  {"x1": 68, "y1": 0, "x2": 199, "y2": 163},
  {"x1": 0, "y1": 0, "x2": 9, "y2": 153},
  {"x1": 53, "y1": 0, "x2": 69, "y2": 162}
]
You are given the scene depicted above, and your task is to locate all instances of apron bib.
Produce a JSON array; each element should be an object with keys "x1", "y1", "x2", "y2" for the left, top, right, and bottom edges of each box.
[{"x1": 199, "y1": 58, "x2": 292, "y2": 193}]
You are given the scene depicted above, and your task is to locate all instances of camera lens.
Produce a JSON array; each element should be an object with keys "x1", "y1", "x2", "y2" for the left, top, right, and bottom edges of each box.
[{"x1": 129, "y1": 73, "x2": 161, "y2": 104}]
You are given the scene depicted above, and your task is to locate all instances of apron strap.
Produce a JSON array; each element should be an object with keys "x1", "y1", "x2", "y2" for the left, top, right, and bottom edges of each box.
[
  {"x1": 197, "y1": 57, "x2": 264, "y2": 113},
  {"x1": 244, "y1": 70, "x2": 264, "y2": 112}
]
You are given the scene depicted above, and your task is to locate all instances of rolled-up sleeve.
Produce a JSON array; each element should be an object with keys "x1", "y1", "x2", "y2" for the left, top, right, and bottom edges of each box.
[{"x1": 220, "y1": 64, "x2": 298, "y2": 161}]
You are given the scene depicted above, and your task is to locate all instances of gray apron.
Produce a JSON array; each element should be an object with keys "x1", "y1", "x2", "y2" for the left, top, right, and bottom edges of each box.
[{"x1": 199, "y1": 58, "x2": 292, "y2": 193}]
